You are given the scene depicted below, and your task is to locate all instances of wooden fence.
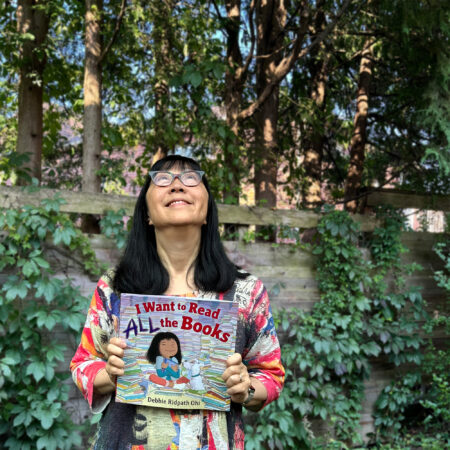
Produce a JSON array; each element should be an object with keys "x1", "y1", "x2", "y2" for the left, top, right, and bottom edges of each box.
[{"x1": 0, "y1": 185, "x2": 448, "y2": 441}]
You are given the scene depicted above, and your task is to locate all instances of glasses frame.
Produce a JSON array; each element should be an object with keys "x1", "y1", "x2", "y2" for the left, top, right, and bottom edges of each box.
[{"x1": 149, "y1": 170, "x2": 205, "y2": 187}]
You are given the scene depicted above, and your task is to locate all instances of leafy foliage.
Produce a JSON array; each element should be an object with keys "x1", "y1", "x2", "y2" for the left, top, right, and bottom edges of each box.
[
  {"x1": 99, "y1": 208, "x2": 129, "y2": 249},
  {"x1": 371, "y1": 215, "x2": 450, "y2": 446},
  {"x1": 0, "y1": 193, "x2": 101, "y2": 448},
  {"x1": 244, "y1": 206, "x2": 430, "y2": 448}
]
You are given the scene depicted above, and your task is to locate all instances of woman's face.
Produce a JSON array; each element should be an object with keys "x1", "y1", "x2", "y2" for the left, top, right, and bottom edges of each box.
[
  {"x1": 159, "y1": 338, "x2": 178, "y2": 359},
  {"x1": 146, "y1": 165, "x2": 208, "y2": 230}
]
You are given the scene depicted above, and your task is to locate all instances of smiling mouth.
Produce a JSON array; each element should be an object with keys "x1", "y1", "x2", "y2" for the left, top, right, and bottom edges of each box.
[{"x1": 167, "y1": 200, "x2": 191, "y2": 207}]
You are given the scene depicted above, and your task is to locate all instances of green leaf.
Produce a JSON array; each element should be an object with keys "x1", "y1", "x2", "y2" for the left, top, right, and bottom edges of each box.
[
  {"x1": 53, "y1": 226, "x2": 76, "y2": 246},
  {"x1": 35, "y1": 279, "x2": 57, "y2": 302},
  {"x1": 5, "y1": 280, "x2": 30, "y2": 301},
  {"x1": 314, "y1": 341, "x2": 322, "y2": 353},
  {"x1": 13, "y1": 411, "x2": 29, "y2": 427},
  {"x1": 45, "y1": 365, "x2": 55, "y2": 381},
  {"x1": 190, "y1": 71, "x2": 202, "y2": 87},
  {"x1": 22, "y1": 260, "x2": 39, "y2": 277},
  {"x1": 1, "y1": 356, "x2": 16, "y2": 365},
  {"x1": 39, "y1": 410, "x2": 54, "y2": 430},
  {"x1": 46, "y1": 346, "x2": 65, "y2": 363},
  {"x1": 217, "y1": 126, "x2": 227, "y2": 139},
  {"x1": 26, "y1": 361, "x2": 46, "y2": 382},
  {"x1": 355, "y1": 296, "x2": 370, "y2": 311},
  {"x1": 33, "y1": 257, "x2": 50, "y2": 269}
]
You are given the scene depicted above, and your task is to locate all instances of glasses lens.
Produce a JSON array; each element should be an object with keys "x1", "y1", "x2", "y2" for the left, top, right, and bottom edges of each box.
[
  {"x1": 151, "y1": 172, "x2": 172, "y2": 186},
  {"x1": 180, "y1": 171, "x2": 202, "y2": 186}
]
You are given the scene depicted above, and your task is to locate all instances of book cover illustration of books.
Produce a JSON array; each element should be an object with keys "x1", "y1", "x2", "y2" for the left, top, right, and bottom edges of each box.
[{"x1": 116, "y1": 293, "x2": 238, "y2": 411}]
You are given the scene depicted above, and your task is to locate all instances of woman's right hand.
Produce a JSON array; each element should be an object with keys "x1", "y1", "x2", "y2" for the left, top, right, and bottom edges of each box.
[
  {"x1": 94, "y1": 337, "x2": 126, "y2": 395},
  {"x1": 105, "y1": 337, "x2": 126, "y2": 381}
]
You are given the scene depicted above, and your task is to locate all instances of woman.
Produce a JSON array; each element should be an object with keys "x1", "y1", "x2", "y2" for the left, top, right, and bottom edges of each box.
[{"x1": 70, "y1": 155, "x2": 284, "y2": 449}]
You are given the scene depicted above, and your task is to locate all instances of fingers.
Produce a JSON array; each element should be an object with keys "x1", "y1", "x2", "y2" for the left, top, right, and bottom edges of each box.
[
  {"x1": 105, "y1": 337, "x2": 126, "y2": 379},
  {"x1": 107, "y1": 337, "x2": 126, "y2": 353},
  {"x1": 226, "y1": 352, "x2": 242, "y2": 367},
  {"x1": 222, "y1": 353, "x2": 242, "y2": 381},
  {"x1": 221, "y1": 353, "x2": 251, "y2": 404}
]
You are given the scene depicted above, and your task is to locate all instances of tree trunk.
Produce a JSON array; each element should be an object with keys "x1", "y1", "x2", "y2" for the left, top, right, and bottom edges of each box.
[
  {"x1": 151, "y1": 0, "x2": 176, "y2": 166},
  {"x1": 253, "y1": 0, "x2": 286, "y2": 240},
  {"x1": 302, "y1": 4, "x2": 329, "y2": 208},
  {"x1": 222, "y1": 0, "x2": 245, "y2": 205},
  {"x1": 16, "y1": 0, "x2": 50, "y2": 183},
  {"x1": 344, "y1": 39, "x2": 374, "y2": 213},
  {"x1": 254, "y1": 91, "x2": 279, "y2": 210},
  {"x1": 82, "y1": 0, "x2": 103, "y2": 232}
]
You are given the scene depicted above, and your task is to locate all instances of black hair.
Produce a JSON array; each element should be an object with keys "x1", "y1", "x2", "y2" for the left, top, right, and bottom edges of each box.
[
  {"x1": 146, "y1": 331, "x2": 182, "y2": 364},
  {"x1": 113, "y1": 154, "x2": 247, "y2": 295}
]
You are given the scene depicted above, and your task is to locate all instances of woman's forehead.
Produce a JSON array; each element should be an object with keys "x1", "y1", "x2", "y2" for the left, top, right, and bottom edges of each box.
[{"x1": 158, "y1": 160, "x2": 196, "y2": 172}]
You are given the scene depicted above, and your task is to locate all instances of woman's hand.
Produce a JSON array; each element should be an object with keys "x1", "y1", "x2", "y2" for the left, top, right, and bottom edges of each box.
[
  {"x1": 221, "y1": 353, "x2": 251, "y2": 404},
  {"x1": 105, "y1": 337, "x2": 126, "y2": 381},
  {"x1": 222, "y1": 353, "x2": 268, "y2": 411},
  {"x1": 94, "y1": 337, "x2": 126, "y2": 395}
]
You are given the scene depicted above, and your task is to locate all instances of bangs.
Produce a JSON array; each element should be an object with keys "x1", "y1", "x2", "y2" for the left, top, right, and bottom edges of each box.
[{"x1": 151, "y1": 155, "x2": 201, "y2": 173}]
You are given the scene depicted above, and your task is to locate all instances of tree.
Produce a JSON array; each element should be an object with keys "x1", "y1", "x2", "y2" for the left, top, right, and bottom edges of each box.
[
  {"x1": 16, "y1": 0, "x2": 50, "y2": 183},
  {"x1": 81, "y1": 0, "x2": 126, "y2": 232},
  {"x1": 344, "y1": 38, "x2": 374, "y2": 212},
  {"x1": 150, "y1": 0, "x2": 177, "y2": 165},
  {"x1": 221, "y1": 0, "x2": 251, "y2": 204},
  {"x1": 245, "y1": 0, "x2": 352, "y2": 215},
  {"x1": 82, "y1": 0, "x2": 102, "y2": 195},
  {"x1": 252, "y1": 0, "x2": 287, "y2": 214},
  {"x1": 301, "y1": 1, "x2": 329, "y2": 208}
]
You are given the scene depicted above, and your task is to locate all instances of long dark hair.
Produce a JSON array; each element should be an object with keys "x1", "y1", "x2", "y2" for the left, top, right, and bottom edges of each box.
[
  {"x1": 147, "y1": 332, "x2": 182, "y2": 364},
  {"x1": 113, "y1": 154, "x2": 246, "y2": 294}
]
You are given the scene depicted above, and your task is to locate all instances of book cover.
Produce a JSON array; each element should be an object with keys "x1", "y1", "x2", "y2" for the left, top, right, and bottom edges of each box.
[{"x1": 116, "y1": 293, "x2": 239, "y2": 411}]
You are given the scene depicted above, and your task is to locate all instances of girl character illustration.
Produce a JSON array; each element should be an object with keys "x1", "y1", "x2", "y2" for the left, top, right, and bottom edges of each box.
[{"x1": 146, "y1": 332, "x2": 189, "y2": 388}]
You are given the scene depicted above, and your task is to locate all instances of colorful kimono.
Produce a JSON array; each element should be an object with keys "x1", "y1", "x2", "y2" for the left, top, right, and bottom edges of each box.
[{"x1": 70, "y1": 270, "x2": 284, "y2": 449}]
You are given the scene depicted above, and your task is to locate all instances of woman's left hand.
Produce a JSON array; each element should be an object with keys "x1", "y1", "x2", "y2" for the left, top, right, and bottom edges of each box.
[{"x1": 222, "y1": 353, "x2": 251, "y2": 404}]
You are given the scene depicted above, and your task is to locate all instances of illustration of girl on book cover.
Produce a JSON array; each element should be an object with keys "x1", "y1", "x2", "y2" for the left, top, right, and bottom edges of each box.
[{"x1": 146, "y1": 332, "x2": 189, "y2": 388}]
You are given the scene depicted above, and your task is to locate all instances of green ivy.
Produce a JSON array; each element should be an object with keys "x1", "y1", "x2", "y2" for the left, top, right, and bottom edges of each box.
[
  {"x1": 99, "y1": 208, "x2": 129, "y2": 249},
  {"x1": 372, "y1": 214, "x2": 450, "y2": 446},
  {"x1": 244, "y1": 206, "x2": 429, "y2": 448},
  {"x1": 0, "y1": 193, "x2": 101, "y2": 449}
]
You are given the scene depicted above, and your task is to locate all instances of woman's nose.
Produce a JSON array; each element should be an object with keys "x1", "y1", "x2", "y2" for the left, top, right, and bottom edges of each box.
[{"x1": 170, "y1": 178, "x2": 185, "y2": 192}]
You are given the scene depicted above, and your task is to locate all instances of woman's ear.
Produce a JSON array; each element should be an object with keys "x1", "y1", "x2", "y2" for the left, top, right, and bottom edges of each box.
[{"x1": 148, "y1": 216, "x2": 153, "y2": 225}]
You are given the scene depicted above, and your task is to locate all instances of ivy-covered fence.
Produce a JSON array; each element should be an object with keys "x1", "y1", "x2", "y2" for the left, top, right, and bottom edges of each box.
[{"x1": 0, "y1": 186, "x2": 448, "y2": 449}]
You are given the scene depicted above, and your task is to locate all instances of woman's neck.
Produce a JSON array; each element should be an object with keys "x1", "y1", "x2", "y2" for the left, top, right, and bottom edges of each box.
[{"x1": 154, "y1": 226, "x2": 201, "y2": 295}]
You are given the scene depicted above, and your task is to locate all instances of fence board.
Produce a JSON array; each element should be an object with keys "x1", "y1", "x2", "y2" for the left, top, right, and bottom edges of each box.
[
  {"x1": 0, "y1": 185, "x2": 377, "y2": 230},
  {"x1": 367, "y1": 189, "x2": 450, "y2": 211}
]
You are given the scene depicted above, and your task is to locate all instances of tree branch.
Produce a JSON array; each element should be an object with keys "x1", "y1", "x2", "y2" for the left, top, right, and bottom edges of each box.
[
  {"x1": 238, "y1": 0, "x2": 256, "y2": 82},
  {"x1": 211, "y1": 0, "x2": 225, "y2": 22},
  {"x1": 238, "y1": 0, "x2": 353, "y2": 120},
  {"x1": 336, "y1": 162, "x2": 416, "y2": 206},
  {"x1": 99, "y1": 0, "x2": 127, "y2": 64}
]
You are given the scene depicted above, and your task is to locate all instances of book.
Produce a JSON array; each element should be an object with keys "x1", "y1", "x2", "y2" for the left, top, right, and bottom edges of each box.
[{"x1": 116, "y1": 293, "x2": 239, "y2": 411}]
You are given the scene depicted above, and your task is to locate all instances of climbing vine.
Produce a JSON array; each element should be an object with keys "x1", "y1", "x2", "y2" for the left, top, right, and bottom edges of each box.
[
  {"x1": 371, "y1": 215, "x2": 450, "y2": 447},
  {"x1": 0, "y1": 193, "x2": 101, "y2": 449},
  {"x1": 244, "y1": 206, "x2": 429, "y2": 449}
]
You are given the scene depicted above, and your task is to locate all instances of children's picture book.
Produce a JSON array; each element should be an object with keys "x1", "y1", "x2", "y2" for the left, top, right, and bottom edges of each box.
[{"x1": 116, "y1": 293, "x2": 239, "y2": 411}]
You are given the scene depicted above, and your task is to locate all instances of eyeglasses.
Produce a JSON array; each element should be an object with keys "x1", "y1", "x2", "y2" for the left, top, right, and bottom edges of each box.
[{"x1": 149, "y1": 170, "x2": 205, "y2": 187}]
